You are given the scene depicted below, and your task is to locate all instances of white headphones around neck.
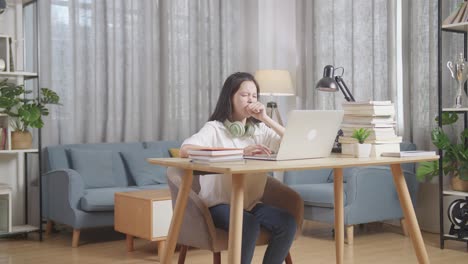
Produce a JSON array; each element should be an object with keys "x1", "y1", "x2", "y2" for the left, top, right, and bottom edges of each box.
[{"x1": 223, "y1": 119, "x2": 256, "y2": 138}]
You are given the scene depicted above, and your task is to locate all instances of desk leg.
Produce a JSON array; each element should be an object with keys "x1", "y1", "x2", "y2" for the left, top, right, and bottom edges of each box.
[
  {"x1": 390, "y1": 164, "x2": 429, "y2": 264},
  {"x1": 162, "y1": 169, "x2": 193, "y2": 264},
  {"x1": 333, "y1": 168, "x2": 344, "y2": 264},
  {"x1": 228, "y1": 174, "x2": 245, "y2": 264}
]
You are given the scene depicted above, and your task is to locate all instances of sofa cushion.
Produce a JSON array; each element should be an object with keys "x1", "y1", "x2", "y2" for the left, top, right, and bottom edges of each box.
[
  {"x1": 144, "y1": 140, "x2": 182, "y2": 155},
  {"x1": 289, "y1": 183, "x2": 348, "y2": 208},
  {"x1": 80, "y1": 187, "x2": 139, "y2": 212},
  {"x1": 69, "y1": 149, "x2": 121, "y2": 189},
  {"x1": 121, "y1": 149, "x2": 168, "y2": 186},
  {"x1": 169, "y1": 148, "x2": 180, "y2": 158}
]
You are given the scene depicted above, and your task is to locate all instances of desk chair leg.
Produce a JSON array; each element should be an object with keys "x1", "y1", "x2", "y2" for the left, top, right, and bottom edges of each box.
[
  {"x1": 178, "y1": 245, "x2": 188, "y2": 264},
  {"x1": 345, "y1": 225, "x2": 354, "y2": 245},
  {"x1": 285, "y1": 251, "x2": 293, "y2": 264},
  {"x1": 164, "y1": 170, "x2": 194, "y2": 263},
  {"x1": 72, "y1": 229, "x2": 80, "y2": 248},
  {"x1": 213, "y1": 252, "x2": 221, "y2": 264}
]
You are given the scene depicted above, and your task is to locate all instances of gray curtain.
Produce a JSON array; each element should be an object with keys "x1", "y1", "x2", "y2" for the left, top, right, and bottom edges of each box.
[
  {"x1": 295, "y1": 0, "x2": 397, "y2": 111},
  {"x1": 37, "y1": 0, "x2": 257, "y2": 146},
  {"x1": 405, "y1": 0, "x2": 464, "y2": 150},
  {"x1": 404, "y1": 0, "x2": 438, "y2": 150},
  {"x1": 406, "y1": 0, "x2": 466, "y2": 233}
]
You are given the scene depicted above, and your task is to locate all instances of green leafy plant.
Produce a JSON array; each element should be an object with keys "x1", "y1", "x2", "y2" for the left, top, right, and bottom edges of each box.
[
  {"x1": 0, "y1": 79, "x2": 60, "y2": 132},
  {"x1": 351, "y1": 128, "x2": 371, "y2": 144},
  {"x1": 416, "y1": 112, "x2": 468, "y2": 181}
]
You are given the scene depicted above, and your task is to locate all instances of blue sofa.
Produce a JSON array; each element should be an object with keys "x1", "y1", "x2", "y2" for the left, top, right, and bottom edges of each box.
[
  {"x1": 42, "y1": 140, "x2": 181, "y2": 247},
  {"x1": 284, "y1": 143, "x2": 418, "y2": 244}
]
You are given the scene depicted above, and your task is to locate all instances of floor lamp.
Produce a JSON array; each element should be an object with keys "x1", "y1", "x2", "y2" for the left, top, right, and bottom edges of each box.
[{"x1": 254, "y1": 70, "x2": 295, "y2": 126}]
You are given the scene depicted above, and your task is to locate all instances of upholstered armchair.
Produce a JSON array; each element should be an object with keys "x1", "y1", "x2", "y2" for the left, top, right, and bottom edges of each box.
[
  {"x1": 167, "y1": 167, "x2": 304, "y2": 264},
  {"x1": 283, "y1": 142, "x2": 418, "y2": 245}
]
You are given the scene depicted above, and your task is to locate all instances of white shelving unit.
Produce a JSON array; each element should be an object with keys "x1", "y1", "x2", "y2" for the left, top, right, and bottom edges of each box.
[
  {"x1": 0, "y1": 185, "x2": 12, "y2": 234},
  {"x1": 443, "y1": 188, "x2": 468, "y2": 197},
  {"x1": 0, "y1": 0, "x2": 40, "y2": 238},
  {"x1": 0, "y1": 71, "x2": 37, "y2": 79}
]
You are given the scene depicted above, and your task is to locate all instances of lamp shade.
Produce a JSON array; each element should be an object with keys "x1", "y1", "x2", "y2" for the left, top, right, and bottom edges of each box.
[
  {"x1": 315, "y1": 77, "x2": 338, "y2": 92},
  {"x1": 315, "y1": 65, "x2": 338, "y2": 92},
  {"x1": 255, "y1": 70, "x2": 295, "y2": 96}
]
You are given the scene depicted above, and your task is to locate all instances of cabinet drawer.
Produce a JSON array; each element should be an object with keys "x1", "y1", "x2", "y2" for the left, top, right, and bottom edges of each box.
[{"x1": 152, "y1": 200, "x2": 172, "y2": 239}]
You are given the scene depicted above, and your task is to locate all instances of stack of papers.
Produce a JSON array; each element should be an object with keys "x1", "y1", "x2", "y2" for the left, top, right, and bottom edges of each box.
[{"x1": 381, "y1": 151, "x2": 437, "y2": 157}]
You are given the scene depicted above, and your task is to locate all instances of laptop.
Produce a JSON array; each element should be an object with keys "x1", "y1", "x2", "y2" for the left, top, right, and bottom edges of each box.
[{"x1": 244, "y1": 110, "x2": 344, "y2": 161}]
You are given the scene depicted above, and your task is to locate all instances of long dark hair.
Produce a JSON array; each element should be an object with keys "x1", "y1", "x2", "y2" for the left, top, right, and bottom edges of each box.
[{"x1": 209, "y1": 72, "x2": 261, "y2": 124}]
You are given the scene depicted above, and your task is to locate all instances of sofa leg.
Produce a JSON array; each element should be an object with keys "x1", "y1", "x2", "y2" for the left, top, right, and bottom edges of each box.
[
  {"x1": 345, "y1": 225, "x2": 354, "y2": 245},
  {"x1": 285, "y1": 251, "x2": 293, "y2": 264},
  {"x1": 178, "y1": 245, "x2": 188, "y2": 264},
  {"x1": 45, "y1": 220, "x2": 54, "y2": 236},
  {"x1": 213, "y1": 252, "x2": 221, "y2": 264},
  {"x1": 400, "y1": 218, "x2": 409, "y2": 237},
  {"x1": 72, "y1": 229, "x2": 80, "y2": 248}
]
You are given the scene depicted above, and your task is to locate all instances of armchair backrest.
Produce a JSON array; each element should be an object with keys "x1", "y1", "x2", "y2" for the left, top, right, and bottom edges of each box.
[
  {"x1": 399, "y1": 142, "x2": 417, "y2": 174},
  {"x1": 283, "y1": 168, "x2": 332, "y2": 185}
]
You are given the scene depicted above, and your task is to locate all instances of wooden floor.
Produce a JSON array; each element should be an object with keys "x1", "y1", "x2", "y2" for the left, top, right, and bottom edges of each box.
[{"x1": 1, "y1": 221, "x2": 467, "y2": 264}]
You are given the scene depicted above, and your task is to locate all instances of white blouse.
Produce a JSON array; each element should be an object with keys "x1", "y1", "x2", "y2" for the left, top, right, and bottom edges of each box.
[{"x1": 182, "y1": 121, "x2": 281, "y2": 210}]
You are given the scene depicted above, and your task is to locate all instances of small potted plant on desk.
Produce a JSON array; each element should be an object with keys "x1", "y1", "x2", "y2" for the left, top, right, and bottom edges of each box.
[
  {"x1": 417, "y1": 112, "x2": 468, "y2": 192},
  {"x1": 0, "y1": 80, "x2": 60, "y2": 149},
  {"x1": 352, "y1": 128, "x2": 371, "y2": 158}
]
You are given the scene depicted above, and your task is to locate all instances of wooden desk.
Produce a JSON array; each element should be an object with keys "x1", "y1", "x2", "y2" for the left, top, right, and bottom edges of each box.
[{"x1": 148, "y1": 155, "x2": 439, "y2": 264}]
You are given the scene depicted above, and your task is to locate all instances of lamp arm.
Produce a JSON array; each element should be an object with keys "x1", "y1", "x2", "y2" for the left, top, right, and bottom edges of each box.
[{"x1": 334, "y1": 76, "x2": 355, "y2": 102}]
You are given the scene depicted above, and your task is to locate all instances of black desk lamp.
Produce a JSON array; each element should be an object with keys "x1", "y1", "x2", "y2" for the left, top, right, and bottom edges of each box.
[
  {"x1": 316, "y1": 65, "x2": 356, "y2": 152},
  {"x1": 316, "y1": 65, "x2": 355, "y2": 102}
]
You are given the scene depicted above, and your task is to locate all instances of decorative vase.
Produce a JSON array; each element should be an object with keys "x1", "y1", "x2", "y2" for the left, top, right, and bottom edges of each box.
[
  {"x1": 451, "y1": 174, "x2": 468, "y2": 192},
  {"x1": 11, "y1": 131, "x2": 33, "y2": 150},
  {"x1": 354, "y1": 143, "x2": 371, "y2": 158}
]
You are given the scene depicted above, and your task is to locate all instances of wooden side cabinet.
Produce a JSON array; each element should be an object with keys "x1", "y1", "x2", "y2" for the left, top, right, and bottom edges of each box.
[{"x1": 114, "y1": 189, "x2": 172, "y2": 259}]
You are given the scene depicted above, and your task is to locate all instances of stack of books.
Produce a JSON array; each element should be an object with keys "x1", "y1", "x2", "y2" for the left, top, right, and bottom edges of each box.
[
  {"x1": 443, "y1": 1, "x2": 468, "y2": 26},
  {"x1": 339, "y1": 101, "x2": 401, "y2": 157},
  {"x1": 187, "y1": 147, "x2": 244, "y2": 164}
]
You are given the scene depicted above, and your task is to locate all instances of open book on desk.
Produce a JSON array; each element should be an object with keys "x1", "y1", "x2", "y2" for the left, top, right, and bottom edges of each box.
[{"x1": 381, "y1": 151, "x2": 437, "y2": 157}]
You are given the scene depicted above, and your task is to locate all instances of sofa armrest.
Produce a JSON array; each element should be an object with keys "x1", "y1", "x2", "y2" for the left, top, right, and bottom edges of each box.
[
  {"x1": 166, "y1": 167, "x2": 218, "y2": 251},
  {"x1": 43, "y1": 169, "x2": 85, "y2": 226},
  {"x1": 262, "y1": 177, "x2": 304, "y2": 236}
]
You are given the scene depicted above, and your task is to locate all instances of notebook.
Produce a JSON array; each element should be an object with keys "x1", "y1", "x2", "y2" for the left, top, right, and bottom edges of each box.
[{"x1": 244, "y1": 110, "x2": 344, "y2": 161}]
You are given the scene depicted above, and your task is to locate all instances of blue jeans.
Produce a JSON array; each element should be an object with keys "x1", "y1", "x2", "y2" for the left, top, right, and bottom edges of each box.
[{"x1": 209, "y1": 203, "x2": 297, "y2": 264}]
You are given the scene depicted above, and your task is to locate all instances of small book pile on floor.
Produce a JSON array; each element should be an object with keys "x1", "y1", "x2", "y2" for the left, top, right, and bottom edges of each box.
[
  {"x1": 339, "y1": 100, "x2": 401, "y2": 157},
  {"x1": 187, "y1": 147, "x2": 245, "y2": 164}
]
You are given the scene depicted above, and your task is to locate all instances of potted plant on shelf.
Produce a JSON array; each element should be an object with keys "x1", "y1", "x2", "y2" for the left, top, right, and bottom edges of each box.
[
  {"x1": 0, "y1": 79, "x2": 60, "y2": 149},
  {"x1": 352, "y1": 128, "x2": 371, "y2": 158},
  {"x1": 416, "y1": 112, "x2": 468, "y2": 192}
]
